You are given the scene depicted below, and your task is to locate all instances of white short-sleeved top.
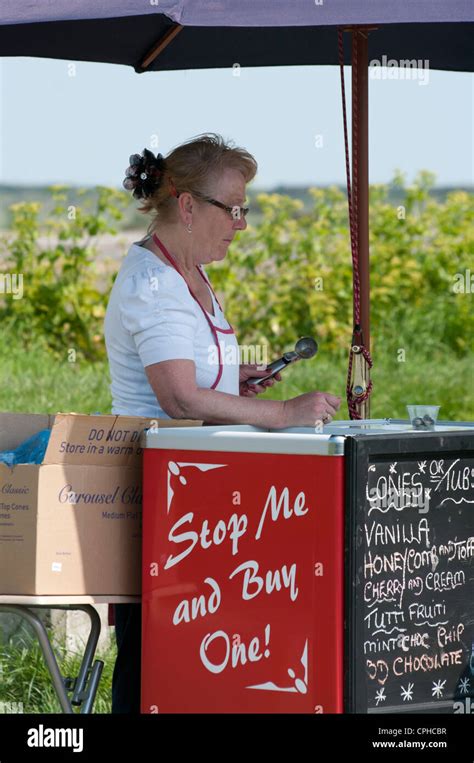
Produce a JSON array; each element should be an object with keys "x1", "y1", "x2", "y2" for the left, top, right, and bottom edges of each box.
[{"x1": 104, "y1": 241, "x2": 240, "y2": 418}]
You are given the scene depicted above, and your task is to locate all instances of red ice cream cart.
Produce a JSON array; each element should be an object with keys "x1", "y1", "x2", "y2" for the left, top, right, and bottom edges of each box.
[{"x1": 141, "y1": 420, "x2": 474, "y2": 714}]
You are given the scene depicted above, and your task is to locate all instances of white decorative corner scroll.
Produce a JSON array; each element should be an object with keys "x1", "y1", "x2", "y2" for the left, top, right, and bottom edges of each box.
[
  {"x1": 246, "y1": 639, "x2": 309, "y2": 694},
  {"x1": 167, "y1": 461, "x2": 228, "y2": 513}
]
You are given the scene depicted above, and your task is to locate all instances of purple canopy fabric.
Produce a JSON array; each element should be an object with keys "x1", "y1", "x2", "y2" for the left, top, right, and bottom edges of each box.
[
  {"x1": 1, "y1": 0, "x2": 472, "y2": 26},
  {"x1": 0, "y1": 0, "x2": 473, "y2": 72}
]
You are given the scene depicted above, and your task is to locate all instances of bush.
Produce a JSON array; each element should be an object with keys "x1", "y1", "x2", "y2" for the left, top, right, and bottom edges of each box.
[
  {"x1": 211, "y1": 171, "x2": 473, "y2": 359},
  {"x1": 0, "y1": 172, "x2": 472, "y2": 365},
  {"x1": 0, "y1": 185, "x2": 129, "y2": 362}
]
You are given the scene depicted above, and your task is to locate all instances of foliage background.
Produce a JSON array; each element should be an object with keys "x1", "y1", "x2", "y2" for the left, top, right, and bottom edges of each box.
[{"x1": 0, "y1": 171, "x2": 472, "y2": 419}]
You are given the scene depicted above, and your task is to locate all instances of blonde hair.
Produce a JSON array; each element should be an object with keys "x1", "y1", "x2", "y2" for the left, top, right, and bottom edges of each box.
[{"x1": 137, "y1": 133, "x2": 257, "y2": 234}]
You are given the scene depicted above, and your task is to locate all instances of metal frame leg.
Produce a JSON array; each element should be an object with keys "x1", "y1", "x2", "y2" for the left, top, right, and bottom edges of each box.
[
  {"x1": 0, "y1": 604, "x2": 104, "y2": 714},
  {"x1": 69, "y1": 605, "x2": 104, "y2": 713}
]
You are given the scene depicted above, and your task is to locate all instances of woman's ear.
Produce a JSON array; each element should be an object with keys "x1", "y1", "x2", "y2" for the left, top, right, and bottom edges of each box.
[{"x1": 177, "y1": 191, "x2": 194, "y2": 223}]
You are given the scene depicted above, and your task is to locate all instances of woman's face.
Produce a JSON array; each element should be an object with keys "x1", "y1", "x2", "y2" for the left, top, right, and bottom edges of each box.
[{"x1": 193, "y1": 167, "x2": 248, "y2": 263}]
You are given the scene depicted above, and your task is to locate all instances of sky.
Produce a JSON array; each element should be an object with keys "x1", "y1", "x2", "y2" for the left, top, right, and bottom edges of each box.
[{"x1": 0, "y1": 56, "x2": 472, "y2": 190}]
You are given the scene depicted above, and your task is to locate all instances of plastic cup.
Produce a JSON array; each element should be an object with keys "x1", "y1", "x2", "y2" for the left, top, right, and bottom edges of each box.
[{"x1": 407, "y1": 405, "x2": 440, "y2": 430}]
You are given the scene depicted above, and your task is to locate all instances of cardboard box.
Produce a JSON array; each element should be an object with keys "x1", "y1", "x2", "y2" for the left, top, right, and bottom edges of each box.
[{"x1": 0, "y1": 412, "x2": 201, "y2": 595}]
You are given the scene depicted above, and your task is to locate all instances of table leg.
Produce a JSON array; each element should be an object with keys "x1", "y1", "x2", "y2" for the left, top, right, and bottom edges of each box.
[
  {"x1": 0, "y1": 604, "x2": 104, "y2": 714},
  {"x1": 1, "y1": 605, "x2": 74, "y2": 713},
  {"x1": 69, "y1": 605, "x2": 104, "y2": 713}
]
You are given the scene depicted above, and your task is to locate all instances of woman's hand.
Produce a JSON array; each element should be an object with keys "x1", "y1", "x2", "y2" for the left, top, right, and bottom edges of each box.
[
  {"x1": 281, "y1": 391, "x2": 341, "y2": 427},
  {"x1": 239, "y1": 364, "x2": 283, "y2": 397}
]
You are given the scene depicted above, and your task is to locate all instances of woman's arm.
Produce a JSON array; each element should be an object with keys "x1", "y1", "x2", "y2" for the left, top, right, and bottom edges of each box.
[
  {"x1": 145, "y1": 359, "x2": 340, "y2": 429},
  {"x1": 146, "y1": 359, "x2": 287, "y2": 428}
]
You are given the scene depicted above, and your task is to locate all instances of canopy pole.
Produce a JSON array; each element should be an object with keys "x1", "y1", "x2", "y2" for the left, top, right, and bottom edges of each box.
[
  {"x1": 351, "y1": 29, "x2": 370, "y2": 356},
  {"x1": 339, "y1": 26, "x2": 375, "y2": 420}
]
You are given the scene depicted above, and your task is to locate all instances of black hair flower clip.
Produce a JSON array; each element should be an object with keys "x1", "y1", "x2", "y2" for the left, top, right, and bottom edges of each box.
[{"x1": 123, "y1": 149, "x2": 165, "y2": 199}]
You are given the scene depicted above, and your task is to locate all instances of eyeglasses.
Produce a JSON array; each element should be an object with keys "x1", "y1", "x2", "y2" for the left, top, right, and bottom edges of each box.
[
  {"x1": 176, "y1": 191, "x2": 249, "y2": 220},
  {"x1": 201, "y1": 197, "x2": 250, "y2": 221}
]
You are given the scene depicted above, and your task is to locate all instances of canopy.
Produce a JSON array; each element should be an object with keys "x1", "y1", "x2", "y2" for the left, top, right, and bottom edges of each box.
[{"x1": 0, "y1": 1, "x2": 472, "y2": 73}]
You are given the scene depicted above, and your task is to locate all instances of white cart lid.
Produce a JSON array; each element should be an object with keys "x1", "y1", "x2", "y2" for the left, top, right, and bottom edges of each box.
[
  {"x1": 142, "y1": 424, "x2": 344, "y2": 455},
  {"x1": 141, "y1": 419, "x2": 474, "y2": 456}
]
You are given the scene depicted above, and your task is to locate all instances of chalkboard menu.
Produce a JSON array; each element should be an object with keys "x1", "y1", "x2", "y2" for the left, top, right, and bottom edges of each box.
[{"x1": 345, "y1": 431, "x2": 474, "y2": 713}]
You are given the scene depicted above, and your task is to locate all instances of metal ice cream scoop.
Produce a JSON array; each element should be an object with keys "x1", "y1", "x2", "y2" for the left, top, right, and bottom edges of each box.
[{"x1": 246, "y1": 336, "x2": 318, "y2": 386}]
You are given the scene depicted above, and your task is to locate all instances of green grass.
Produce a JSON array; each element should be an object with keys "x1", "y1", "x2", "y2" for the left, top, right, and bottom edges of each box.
[
  {"x1": 0, "y1": 631, "x2": 116, "y2": 714},
  {"x1": 0, "y1": 335, "x2": 472, "y2": 420},
  {"x1": 0, "y1": 343, "x2": 113, "y2": 415}
]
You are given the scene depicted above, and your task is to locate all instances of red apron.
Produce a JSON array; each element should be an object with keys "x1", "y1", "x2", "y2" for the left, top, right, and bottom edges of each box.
[{"x1": 152, "y1": 232, "x2": 236, "y2": 390}]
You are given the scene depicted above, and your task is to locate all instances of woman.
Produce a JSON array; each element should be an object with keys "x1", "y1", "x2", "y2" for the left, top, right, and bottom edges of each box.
[{"x1": 104, "y1": 133, "x2": 340, "y2": 712}]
